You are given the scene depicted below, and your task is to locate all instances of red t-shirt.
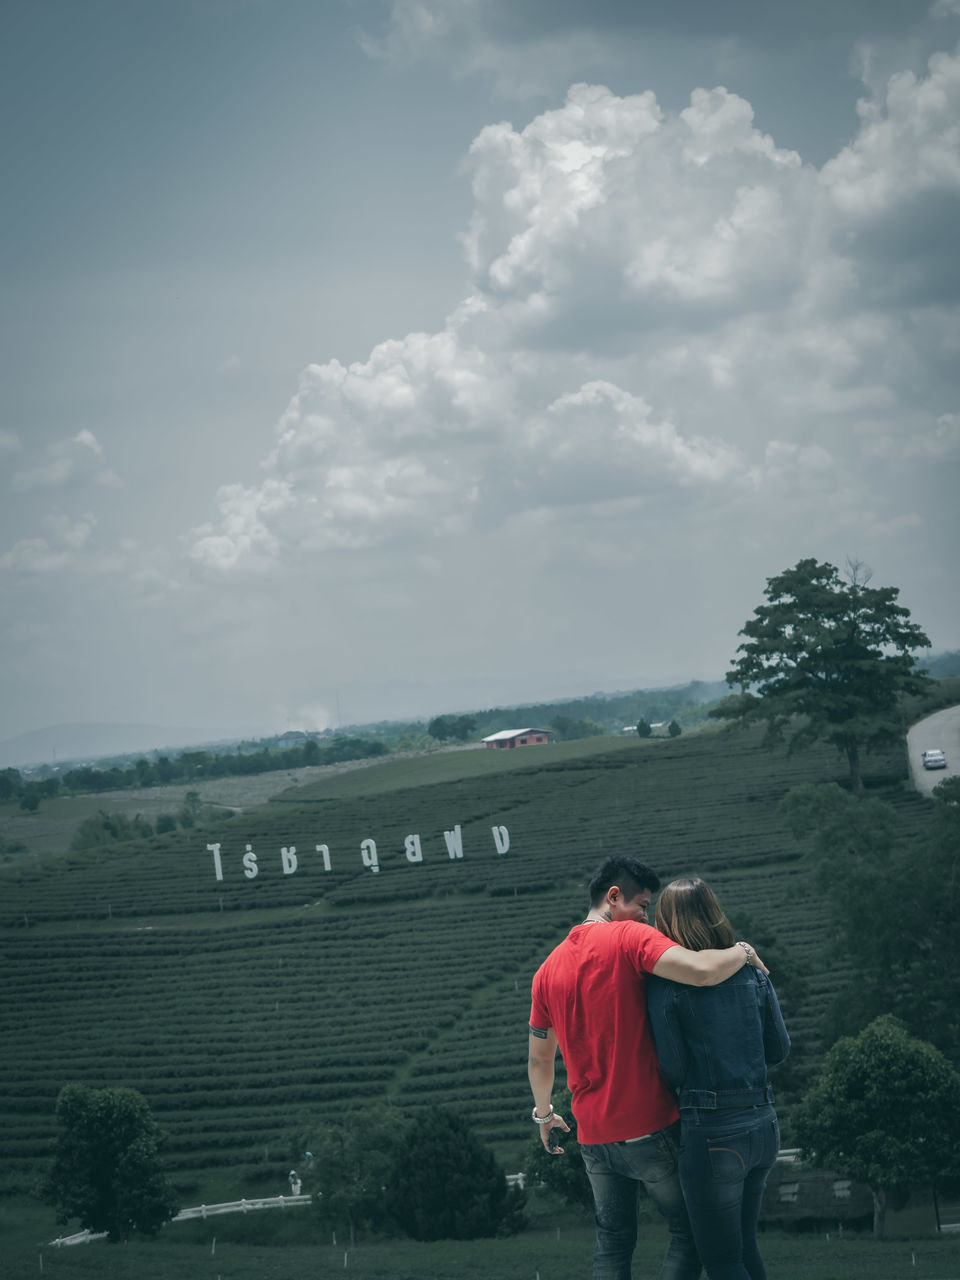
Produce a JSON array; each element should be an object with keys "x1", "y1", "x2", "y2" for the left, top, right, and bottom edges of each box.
[{"x1": 529, "y1": 921, "x2": 679, "y2": 1145}]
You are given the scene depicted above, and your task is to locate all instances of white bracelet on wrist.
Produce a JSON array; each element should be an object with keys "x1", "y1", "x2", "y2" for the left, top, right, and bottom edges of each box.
[
  {"x1": 532, "y1": 1104, "x2": 554, "y2": 1124},
  {"x1": 737, "y1": 941, "x2": 754, "y2": 965}
]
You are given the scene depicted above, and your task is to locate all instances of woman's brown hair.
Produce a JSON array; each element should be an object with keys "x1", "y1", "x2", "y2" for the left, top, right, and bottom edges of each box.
[{"x1": 655, "y1": 877, "x2": 736, "y2": 951}]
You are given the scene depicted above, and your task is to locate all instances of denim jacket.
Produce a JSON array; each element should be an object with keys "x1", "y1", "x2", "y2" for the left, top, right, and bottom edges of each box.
[{"x1": 647, "y1": 966, "x2": 790, "y2": 1113}]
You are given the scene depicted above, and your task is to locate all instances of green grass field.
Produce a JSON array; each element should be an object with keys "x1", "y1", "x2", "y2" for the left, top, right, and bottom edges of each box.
[
  {"x1": 4, "y1": 1194, "x2": 959, "y2": 1280},
  {"x1": 1, "y1": 723, "x2": 948, "y2": 1275},
  {"x1": 278, "y1": 734, "x2": 646, "y2": 799}
]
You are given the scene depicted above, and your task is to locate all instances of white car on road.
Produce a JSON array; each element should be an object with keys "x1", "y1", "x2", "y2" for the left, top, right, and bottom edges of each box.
[{"x1": 907, "y1": 707, "x2": 958, "y2": 795}]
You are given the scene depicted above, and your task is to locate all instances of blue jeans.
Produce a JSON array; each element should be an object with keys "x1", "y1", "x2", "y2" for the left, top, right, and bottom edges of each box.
[
  {"x1": 678, "y1": 1105, "x2": 779, "y2": 1280},
  {"x1": 580, "y1": 1123, "x2": 701, "y2": 1280}
]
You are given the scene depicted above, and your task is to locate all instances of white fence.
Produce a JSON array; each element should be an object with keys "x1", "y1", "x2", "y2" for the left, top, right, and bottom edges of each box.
[
  {"x1": 49, "y1": 1194, "x2": 313, "y2": 1247},
  {"x1": 48, "y1": 1179, "x2": 960, "y2": 1248}
]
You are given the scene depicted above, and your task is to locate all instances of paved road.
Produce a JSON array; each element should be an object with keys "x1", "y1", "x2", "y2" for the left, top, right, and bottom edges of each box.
[{"x1": 906, "y1": 704, "x2": 960, "y2": 796}]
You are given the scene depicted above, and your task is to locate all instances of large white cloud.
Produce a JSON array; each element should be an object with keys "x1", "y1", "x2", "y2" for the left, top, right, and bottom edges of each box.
[
  {"x1": 822, "y1": 47, "x2": 960, "y2": 214},
  {"x1": 462, "y1": 83, "x2": 809, "y2": 312},
  {"x1": 188, "y1": 52, "x2": 959, "y2": 578}
]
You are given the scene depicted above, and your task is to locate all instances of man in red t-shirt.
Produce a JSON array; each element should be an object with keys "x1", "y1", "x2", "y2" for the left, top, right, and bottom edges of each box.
[{"x1": 528, "y1": 856, "x2": 766, "y2": 1280}]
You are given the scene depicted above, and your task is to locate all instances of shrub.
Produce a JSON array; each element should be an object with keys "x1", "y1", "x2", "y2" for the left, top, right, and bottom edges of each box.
[
  {"x1": 70, "y1": 811, "x2": 154, "y2": 852},
  {"x1": 385, "y1": 1107, "x2": 526, "y2": 1241}
]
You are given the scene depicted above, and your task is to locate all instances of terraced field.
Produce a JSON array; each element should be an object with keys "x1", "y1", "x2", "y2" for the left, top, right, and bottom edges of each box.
[{"x1": 0, "y1": 727, "x2": 931, "y2": 1199}]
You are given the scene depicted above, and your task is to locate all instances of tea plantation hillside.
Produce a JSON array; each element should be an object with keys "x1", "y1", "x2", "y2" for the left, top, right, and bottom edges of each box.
[{"x1": 0, "y1": 727, "x2": 931, "y2": 1201}]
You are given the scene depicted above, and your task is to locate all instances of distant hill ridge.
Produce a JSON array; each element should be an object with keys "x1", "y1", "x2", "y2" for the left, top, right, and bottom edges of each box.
[
  {"x1": 0, "y1": 680, "x2": 728, "y2": 770},
  {"x1": 5, "y1": 655, "x2": 957, "y2": 770},
  {"x1": 0, "y1": 722, "x2": 235, "y2": 770}
]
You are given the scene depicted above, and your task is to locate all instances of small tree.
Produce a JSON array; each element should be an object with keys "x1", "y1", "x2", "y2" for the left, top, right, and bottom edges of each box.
[
  {"x1": 636, "y1": 718, "x2": 653, "y2": 739},
  {"x1": 793, "y1": 1017, "x2": 960, "y2": 1238},
  {"x1": 0, "y1": 767, "x2": 24, "y2": 803},
  {"x1": 427, "y1": 715, "x2": 452, "y2": 740},
  {"x1": 19, "y1": 788, "x2": 41, "y2": 812},
  {"x1": 550, "y1": 716, "x2": 604, "y2": 741},
  {"x1": 428, "y1": 715, "x2": 476, "y2": 742},
  {"x1": 668, "y1": 719, "x2": 682, "y2": 738},
  {"x1": 44, "y1": 1085, "x2": 178, "y2": 1241},
  {"x1": 452, "y1": 715, "x2": 477, "y2": 741},
  {"x1": 177, "y1": 790, "x2": 202, "y2": 829},
  {"x1": 70, "y1": 811, "x2": 154, "y2": 852},
  {"x1": 712, "y1": 558, "x2": 930, "y2": 793},
  {"x1": 550, "y1": 715, "x2": 575, "y2": 740},
  {"x1": 385, "y1": 1108, "x2": 525, "y2": 1240},
  {"x1": 300, "y1": 1111, "x2": 402, "y2": 1247}
]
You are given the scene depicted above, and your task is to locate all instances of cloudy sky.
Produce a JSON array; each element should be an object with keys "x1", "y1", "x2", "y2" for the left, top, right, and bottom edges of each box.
[{"x1": 2, "y1": 0, "x2": 959, "y2": 746}]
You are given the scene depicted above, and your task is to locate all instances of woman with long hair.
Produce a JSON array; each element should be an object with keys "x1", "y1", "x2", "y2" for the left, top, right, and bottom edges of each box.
[{"x1": 647, "y1": 878, "x2": 790, "y2": 1280}]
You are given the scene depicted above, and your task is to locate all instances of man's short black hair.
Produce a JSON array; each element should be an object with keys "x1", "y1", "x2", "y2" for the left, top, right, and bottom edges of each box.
[{"x1": 588, "y1": 856, "x2": 660, "y2": 908}]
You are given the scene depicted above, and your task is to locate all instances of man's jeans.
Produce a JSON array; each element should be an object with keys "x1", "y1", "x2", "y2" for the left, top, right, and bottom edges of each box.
[
  {"x1": 580, "y1": 1123, "x2": 701, "y2": 1280},
  {"x1": 677, "y1": 1104, "x2": 779, "y2": 1280}
]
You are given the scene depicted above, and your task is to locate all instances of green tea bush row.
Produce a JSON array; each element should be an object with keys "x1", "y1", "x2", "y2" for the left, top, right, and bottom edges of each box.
[
  {"x1": 0, "y1": 731, "x2": 918, "y2": 1187},
  {"x1": 2, "y1": 730, "x2": 890, "y2": 925}
]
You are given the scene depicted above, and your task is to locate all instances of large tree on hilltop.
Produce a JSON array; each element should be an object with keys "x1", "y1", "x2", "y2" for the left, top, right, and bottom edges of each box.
[{"x1": 711, "y1": 558, "x2": 930, "y2": 793}]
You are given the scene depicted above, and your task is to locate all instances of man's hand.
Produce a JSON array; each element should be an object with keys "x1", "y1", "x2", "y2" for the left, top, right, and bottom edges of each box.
[{"x1": 539, "y1": 1112, "x2": 571, "y2": 1155}]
